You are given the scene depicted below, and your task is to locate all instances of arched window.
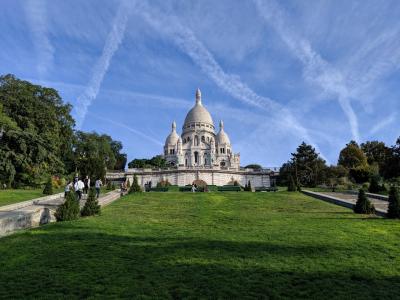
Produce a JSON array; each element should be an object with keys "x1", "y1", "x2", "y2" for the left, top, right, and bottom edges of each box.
[
  {"x1": 201, "y1": 136, "x2": 205, "y2": 143},
  {"x1": 207, "y1": 137, "x2": 210, "y2": 142},
  {"x1": 220, "y1": 161, "x2": 226, "y2": 167},
  {"x1": 194, "y1": 151, "x2": 199, "y2": 164},
  {"x1": 194, "y1": 135, "x2": 199, "y2": 146},
  {"x1": 185, "y1": 158, "x2": 188, "y2": 166}
]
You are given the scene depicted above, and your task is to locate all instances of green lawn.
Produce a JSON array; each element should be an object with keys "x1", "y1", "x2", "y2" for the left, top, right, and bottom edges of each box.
[
  {"x1": 0, "y1": 189, "x2": 63, "y2": 207},
  {"x1": 1, "y1": 192, "x2": 400, "y2": 299}
]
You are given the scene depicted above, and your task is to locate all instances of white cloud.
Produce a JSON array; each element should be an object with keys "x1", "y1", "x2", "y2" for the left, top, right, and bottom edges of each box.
[
  {"x1": 24, "y1": 0, "x2": 54, "y2": 77},
  {"x1": 74, "y1": 0, "x2": 132, "y2": 129},
  {"x1": 254, "y1": 0, "x2": 361, "y2": 143},
  {"x1": 369, "y1": 113, "x2": 397, "y2": 135},
  {"x1": 135, "y1": 2, "x2": 325, "y2": 158}
]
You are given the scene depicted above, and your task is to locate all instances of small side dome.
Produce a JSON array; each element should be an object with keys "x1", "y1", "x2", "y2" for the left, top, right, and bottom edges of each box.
[
  {"x1": 216, "y1": 120, "x2": 231, "y2": 145},
  {"x1": 165, "y1": 121, "x2": 179, "y2": 146}
]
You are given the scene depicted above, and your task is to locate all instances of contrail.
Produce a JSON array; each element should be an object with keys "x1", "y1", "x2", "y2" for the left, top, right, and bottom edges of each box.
[
  {"x1": 24, "y1": 0, "x2": 54, "y2": 77},
  {"x1": 74, "y1": 0, "x2": 132, "y2": 129},
  {"x1": 136, "y1": 3, "x2": 325, "y2": 158},
  {"x1": 254, "y1": 0, "x2": 360, "y2": 143},
  {"x1": 89, "y1": 113, "x2": 163, "y2": 146}
]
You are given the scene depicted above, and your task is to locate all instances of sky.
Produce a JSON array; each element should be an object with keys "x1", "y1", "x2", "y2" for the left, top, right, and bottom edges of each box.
[{"x1": 1, "y1": 0, "x2": 400, "y2": 167}]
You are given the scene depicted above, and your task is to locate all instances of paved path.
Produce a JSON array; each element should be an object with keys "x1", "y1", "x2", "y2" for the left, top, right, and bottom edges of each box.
[
  {"x1": 302, "y1": 190, "x2": 388, "y2": 217},
  {"x1": 0, "y1": 190, "x2": 121, "y2": 237}
]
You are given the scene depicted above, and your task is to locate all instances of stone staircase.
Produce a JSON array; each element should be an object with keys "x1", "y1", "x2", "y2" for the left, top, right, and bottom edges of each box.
[{"x1": 0, "y1": 190, "x2": 122, "y2": 237}]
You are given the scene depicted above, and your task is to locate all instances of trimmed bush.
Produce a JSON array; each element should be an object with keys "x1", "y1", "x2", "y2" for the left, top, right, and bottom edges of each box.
[
  {"x1": 55, "y1": 192, "x2": 80, "y2": 221},
  {"x1": 218, "y1": 185, "x2": 241, "y2": 192},
  {"x1": 129, "y1": 175, "x2": 142, "y2": 193},
  {"x1": 353, "y1": 189, "x2": 375, "y2": 214},
  {"x1": 43, "y1": 177, "x2": 53, "y2": 195},
  {"x1": 81, "y1": 187, "x2": 101, "y2": 217},
  {"x1": 387, "y1": 186, "x2": 400, "y2": 219}
]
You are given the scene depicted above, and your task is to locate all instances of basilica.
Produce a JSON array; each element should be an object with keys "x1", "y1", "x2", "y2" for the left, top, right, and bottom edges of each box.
[
  {"x1": 109, "y1": 89, "x2": 273, "y2": 188},
  {"x1": 163, "y1": 89, "x2": 240, "y2": 170}
]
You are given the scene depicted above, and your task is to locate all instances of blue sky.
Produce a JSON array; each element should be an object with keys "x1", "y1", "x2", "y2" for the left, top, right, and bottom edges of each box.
[{"x1": 1, "y1": 0, "x2": 400, "y2": 167}]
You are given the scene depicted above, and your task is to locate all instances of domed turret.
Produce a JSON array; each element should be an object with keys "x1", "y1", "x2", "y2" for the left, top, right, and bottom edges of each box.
[
  {"x1": 182, "y1": 89, "x2": 214, "y2": 133},
  {"x1": 165, "y1": 121, "x2": 179, "y2": 146},
  {"x1": 216, "y1": 120, "x2": 230, "y2": 145}
]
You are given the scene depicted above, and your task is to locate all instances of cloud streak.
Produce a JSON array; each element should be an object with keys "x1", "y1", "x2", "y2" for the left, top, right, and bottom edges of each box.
[
  {"x1": 74, "y1": 0, "x2": 131, "y2": 129},
  {"x1": 136, "y1": 3, "x2": 325, "y2": 158},
  {"x1": 24, "y1": 0, "x2": 54, "y2": 77},
  {"x1": 254, "y1": 0, "x2": 360, "y2": 143}
]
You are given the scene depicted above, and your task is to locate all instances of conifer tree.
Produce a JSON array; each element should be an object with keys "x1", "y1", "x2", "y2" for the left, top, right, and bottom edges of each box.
[
  {"x1": 287, "y1": 175, "x2": 296, "y2": 192},
  {"x1": 129, "y1": 174, "x2": 142, "y2": 193},
  {"x1": 55, "y1": 191, "x2": 80, "y2": 221},
  {"x1": 368, "y1": 175, "x2": 380, "y2": 193},
  {"x1": 81, "y1": 187, "x2": 101, "y2": 217},
  {"x1": 353, "y1": 189, "x2": 375, "y2": 214},
  {"x1": 43, "y1": 177, "x2": 53, "y2": 195},
  {"x1": 247, "y1": 180, "x2": 252, "y2": 192},
  {"x1": 387, "y1": 186, "x2": 400, "y2": 219}
]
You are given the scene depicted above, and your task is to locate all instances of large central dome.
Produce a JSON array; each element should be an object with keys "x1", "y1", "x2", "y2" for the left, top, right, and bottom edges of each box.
[{"x1": 183, "y1": 89, "x2": 214, "y2": 130}]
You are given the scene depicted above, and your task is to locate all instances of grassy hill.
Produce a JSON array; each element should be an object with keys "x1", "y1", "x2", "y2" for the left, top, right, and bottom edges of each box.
[{"x1": 1, "y1": 192, "x2": 399, "y2": 299}]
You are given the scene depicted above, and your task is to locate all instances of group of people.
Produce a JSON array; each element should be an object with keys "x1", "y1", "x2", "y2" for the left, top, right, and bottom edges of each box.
[{"x1": 64, "y1": 175, "x2": 103, "y2": 200}]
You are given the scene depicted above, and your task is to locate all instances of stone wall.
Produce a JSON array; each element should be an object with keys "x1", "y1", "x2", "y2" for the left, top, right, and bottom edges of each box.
[{"x1": 125, "y1": 169, "x2": 271, "y2": 188}]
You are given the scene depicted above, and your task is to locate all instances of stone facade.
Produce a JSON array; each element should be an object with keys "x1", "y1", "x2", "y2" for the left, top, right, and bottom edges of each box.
[{"x1": 109, "y1": 88, "x2": 275, "y2": 188}]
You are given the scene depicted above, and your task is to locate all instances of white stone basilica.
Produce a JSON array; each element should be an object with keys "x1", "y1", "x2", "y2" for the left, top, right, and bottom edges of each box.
[
  {"x1": 108, "y1": 89, "x2": 274, "y2": 188},
  {"x1": 163, "y1": 89, "x2": 240, "y2": 170}
]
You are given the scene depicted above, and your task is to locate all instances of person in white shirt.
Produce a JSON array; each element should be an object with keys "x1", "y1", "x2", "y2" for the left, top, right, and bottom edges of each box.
[
  {"x1": 74, "y1": 179, "x2": 85, "y2": 200},
  {"x1": 95, "y1": 179, "x2": 102, "y2": 198}
]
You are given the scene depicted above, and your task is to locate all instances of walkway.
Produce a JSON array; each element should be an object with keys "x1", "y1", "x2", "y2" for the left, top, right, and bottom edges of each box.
[{"x1": 302, "y1": 190, "x2": 388, "y2": 217}]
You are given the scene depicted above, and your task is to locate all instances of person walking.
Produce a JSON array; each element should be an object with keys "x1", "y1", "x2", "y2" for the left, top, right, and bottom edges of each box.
[
  {"x1": 74, "y1": 178, "x2": 84, "y2": 201},
  {"x1": 84, "y1": 176, "x2": 90, "y2": 194},
  {"x1": 95, "y1": 178, "x2": 103, "y2": 198},
  {"x1": 64, "y1": 181, "x2": 72, "y2": 198}
]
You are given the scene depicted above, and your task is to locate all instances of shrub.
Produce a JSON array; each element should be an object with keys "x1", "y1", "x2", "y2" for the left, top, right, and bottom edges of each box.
[
  {"x1": 368, "y1": 175, "x2": 380, "y2": 193},
  {"x1": 81, "y1": 187, "x2": 101, "y2": 217},
  {"x1": 244, "y1": 180, "x2": 252, "y2": 192},
  {"x1": 353, "y1": 189, "x2": 375, "y2": 214},
  {"x1": 287, "y1": 175, "x2": 296, "y2": 192},
  {"x1": 129, "y1": 175, "x2": 142, "y2": 193},
  {"x1": 55, "y1": 192, "x2": 80, "y2": 221},
  {"x1": 43, "y1": 177, "x2": 53, "y2": 195},
  {"x1": 387, "y1": 186, "x2": 400, "y2": 219}
]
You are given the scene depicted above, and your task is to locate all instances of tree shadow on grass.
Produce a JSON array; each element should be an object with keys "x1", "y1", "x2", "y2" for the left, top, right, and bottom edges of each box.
[{"x1": 0, "y1": 227, "x2": 399, "y2": 299}]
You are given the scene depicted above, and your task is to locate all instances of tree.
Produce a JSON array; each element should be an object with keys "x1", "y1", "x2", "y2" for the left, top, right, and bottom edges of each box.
[
  {"x1": 110, "y1": 140, "x2": 127, "y2": 170},
  {"x1": 128, "y1": 155, "x2": 167, "y2": 169},
  {"x1": 81, "y1": 187, "x2": 101, "y2": 217},
  {"x1": 361, "y1": 141, "x2": 391, "y2": 176},
  {"x1": 43, "y1": 177, "x2": 53, "y2": 195},
  {"x1": 338, "y1": 141, "x2": 368, "y2": 169},
  {"x1": 129, "y1": 175, "x2": 142, "y2": 193},
  {"x1": 381, "y1": 138, "x2": 400, "y2": 179},
  {"x1": 0, "y1": 74, "x2": 75, "y2": 187},
  {"x1": 368, "y1": 175, "x2": 381, "y2": 194},
  {"x1": 244, "y1": 164, "x2": 262, "y2": 171},
  {"x1": 287, "y1": 175, "x2": 297, "y2": 192},
  {"x1": 353, "y1": 189, "x2": 375, "y2": 214},
  {"x1": 291, "y1": 142, "x2": 327, "y2": 187},
  {"x1": 55, "y1": 192, "x2": 80, "y2": 221},
  {"x1": 387, "y1": 186, "x2": 400, "y2": 219}
]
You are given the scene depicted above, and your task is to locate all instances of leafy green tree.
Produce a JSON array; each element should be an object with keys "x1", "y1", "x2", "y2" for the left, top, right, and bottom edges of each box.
[
  {"x1": 381, "y1": 138, "x2": 400, "y2": 179},
  {"x1": 129, "y1": 175, "x2": 142, "y2": 193},
  {"x1": 244, "y1": 164, "x2": 262, "y2": 170},
  {"x1": 81, "y1": 187, "x2": 101, "y2": 217},
  {"x1": 338, "y1": 141, "x2": 368, "y2": 169},
  {"x1": 55, "y1": 192, "x2": 80, "y2": 221},
  {"x1": 128, "y1": 155, "x2": 167, "y2": 169},
  {"x1": 387, "y1": 186, "x2": 400, "y2": 219},
  {"x1": 43, "y1": 177, "x2": 53, "y2": 195},
  {"x1": 111, "y1": 140, "x2": 127, "y2": 170},
  {"x1": 361, "y1": 141, "x2": 391, "y2": 175},
  {"x1": 0, "y1": 74, "x2": 75, "y2": 187},
  {"x1": 353, "y1": 189, "x2": 375, "y2": 214}
]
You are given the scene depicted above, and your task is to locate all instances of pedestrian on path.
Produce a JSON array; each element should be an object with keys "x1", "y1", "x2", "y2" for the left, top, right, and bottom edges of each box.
[
  {"x1": 74, "y1": 178, "x2": 84, "y2": 200},
  {"x1": 64, "y1": 180, "x2": 72, "y2": 198},
  {"x1": 95, "y1": 178, "x2": 103, "y2": 198},
  {"x1": 84, "y1": 176, "x2": 90, "y2": 194}
]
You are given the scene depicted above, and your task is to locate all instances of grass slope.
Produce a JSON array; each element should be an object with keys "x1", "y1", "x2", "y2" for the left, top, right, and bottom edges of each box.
[
  {"x1": 0, "y1": 189, "x2": 62, "y2": 207},
  {"x1": 0, "y1": 192, "x2": 399, "y2": 299}
]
